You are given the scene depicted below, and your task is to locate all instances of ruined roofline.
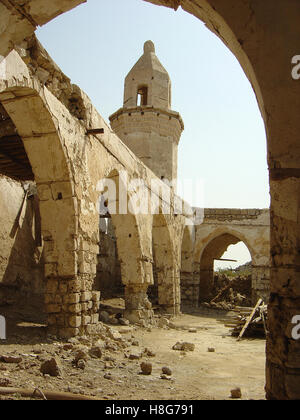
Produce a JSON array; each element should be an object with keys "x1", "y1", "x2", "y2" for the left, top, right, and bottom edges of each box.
[
  {"x1": 197, "y1": 208, "x2": 271, "y2": 223},
  {"x1": 14, "y1": 34, "x2": 94, "y2": 123},
  {"x1": 202, "y1": 208, "x2": 270, "y2": 213}
]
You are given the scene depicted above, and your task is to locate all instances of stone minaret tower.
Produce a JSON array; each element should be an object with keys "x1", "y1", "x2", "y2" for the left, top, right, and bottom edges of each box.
[{"x1": 109, "y1": 41, "x2": 184, "y2": 183}]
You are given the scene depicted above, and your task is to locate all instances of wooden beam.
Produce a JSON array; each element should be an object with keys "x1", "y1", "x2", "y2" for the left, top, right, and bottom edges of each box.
[
  {"x1": 0, "y1": 149, "x2": 29, "y2": 169},
  {"x1": 86, "y1": 128, "x2": 104, "y2": 135},
  {"x1": 0, "y1": 134, "x2": 22, "y2": 143}
]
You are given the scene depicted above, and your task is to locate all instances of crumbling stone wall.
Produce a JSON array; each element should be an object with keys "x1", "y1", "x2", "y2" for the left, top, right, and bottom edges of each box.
[{"x1": 0, "y1": 175, "x2": 44, "y2": 303}]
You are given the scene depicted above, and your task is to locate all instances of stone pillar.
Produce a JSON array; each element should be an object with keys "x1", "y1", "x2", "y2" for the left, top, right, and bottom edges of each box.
[
  {"x1": 45, "y1": 277, "x2": 100, "y2": 338},
  {"x1": 45, "y1": 239, "x2": 101, "y2": 338},
  {"x1": 266, "y1": 175, "x2": 300, "y2": 400},
  {"x1": 124, "y1": 284, "x2": 154, "y2": 325},
  {"x1": 157, "y1": 267, "x2": 180, "y2": 316},
  {"x1": 199, "y1": 268, "x2": 214, "y2": 303},
  {"x1": 180, "y1": 271, "x2": 199, "y2": 308},
  {"x1": 252, "y1": 265, "x2": 270, "y2": 304}
]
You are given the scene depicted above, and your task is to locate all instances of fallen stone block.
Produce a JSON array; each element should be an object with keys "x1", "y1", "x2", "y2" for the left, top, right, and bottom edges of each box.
[
  {"x1": 140, "y1": 362, "x2": 152, "y2": 375},
  {"x1": 172, "y1": 342, "x2": 195, "y2": 352},
  {"x1": 40, "y1": 358, "x2": 62, "y2": 377}
]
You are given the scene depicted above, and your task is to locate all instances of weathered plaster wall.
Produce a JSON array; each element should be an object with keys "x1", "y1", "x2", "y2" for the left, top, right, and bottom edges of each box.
[{"x1": 0, "y1": 175, "x2": 44, "y2": 301}]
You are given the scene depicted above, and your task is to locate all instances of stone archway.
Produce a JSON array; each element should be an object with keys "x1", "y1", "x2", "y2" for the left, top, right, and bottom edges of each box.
[
  {"x1": 100, "y1": 169, "x2": 154, "y2": 325},
  {"x1": 0, "y1": 51, "x2": 80, "y2": 337},
  {"x1": 152, "y1": 213, "x2": 180, "y2": 315},
  {"x1": 198, "y1": 232, "x2": 253, "y2": 304}
]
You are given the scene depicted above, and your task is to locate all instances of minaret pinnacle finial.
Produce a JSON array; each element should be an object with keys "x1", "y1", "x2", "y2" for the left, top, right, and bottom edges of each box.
[{"x1": 144, "y1": 40, "x2": 155, "y2": 54}]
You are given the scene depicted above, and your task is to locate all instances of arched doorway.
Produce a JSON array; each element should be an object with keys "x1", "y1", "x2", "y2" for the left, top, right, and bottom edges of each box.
[
  {"x1": 199, "y1": 233, "x2": 253, "y2": 304},
  {"x1": 152, "y1": 213, "x2": 180, "y2": 315},
  {"x1": 0, "y1": 100, "x2": 45, "y2": 336},
  {"x1": 0, "y1": 77, "x2": 78, "y2": 337},
  {"x1": 97, "y1": 168, "x2": 154, "y2": 324}
]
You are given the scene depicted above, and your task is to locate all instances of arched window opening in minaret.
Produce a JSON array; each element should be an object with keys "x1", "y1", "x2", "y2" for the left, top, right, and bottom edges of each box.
[{"x1": 137, "y1": 86, "x2": 148, "y2": 106}]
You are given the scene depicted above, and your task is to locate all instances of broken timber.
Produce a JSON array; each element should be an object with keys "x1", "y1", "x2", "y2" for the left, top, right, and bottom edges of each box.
[
  {"x1": 237, "y1": 298, "x2": 263, "y2": 341},
  {"x1": 86, "y1": 128, "x2": 104, "y2": 135},
  {"x1": 218, "y1": 302, "x2": 268, "y2": 339}
]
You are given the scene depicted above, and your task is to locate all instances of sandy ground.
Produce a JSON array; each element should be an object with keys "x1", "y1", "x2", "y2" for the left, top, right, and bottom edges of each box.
[{"x1": 0, "y1": 301, "x2": 266, "y2": 400}]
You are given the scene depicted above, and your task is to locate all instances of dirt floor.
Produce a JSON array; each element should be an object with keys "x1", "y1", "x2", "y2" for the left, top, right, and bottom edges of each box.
[{"x1": 0, "y1": 299, "x2": 266, "y2": 400}]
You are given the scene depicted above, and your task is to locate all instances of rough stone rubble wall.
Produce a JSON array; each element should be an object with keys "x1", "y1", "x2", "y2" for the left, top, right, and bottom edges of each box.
[{"x1": 0, "y1": 175, "x2": 44, "y2": 301}]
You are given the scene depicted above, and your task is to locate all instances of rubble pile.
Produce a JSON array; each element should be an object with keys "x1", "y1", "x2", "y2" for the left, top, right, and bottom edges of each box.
[
  {"x1": 220, "y1": 299, "x2": 268, "y2": 339},
  {"x1": 202, "y1": 274, "x2": 252, "y2": 311},
  {"x1": 231, "y1": 302, "x2": 268, "y2": 339}
]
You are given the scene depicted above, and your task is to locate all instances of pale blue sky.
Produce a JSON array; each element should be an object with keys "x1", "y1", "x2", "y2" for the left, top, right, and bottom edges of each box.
[{"x1": 36, "y1": 0, "x2": 269, "y2": 266}]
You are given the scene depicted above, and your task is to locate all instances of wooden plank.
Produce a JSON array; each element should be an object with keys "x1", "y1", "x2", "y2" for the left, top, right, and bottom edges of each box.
[
  {"x1": 0, "y1": 150, "x2": 29, "y2": 169},
  {"x1": 225, "y1": 323, "x2": 242, "y2": 328},
  {"x1": 235, "y1": 306, "x2": 254, "y2": 311},
  {"x1": 237, "y1": 299, "x2": 263, "y2": 342},
  {"x1": 86, "y1": 128, "x2": 104, "y2": 135}
]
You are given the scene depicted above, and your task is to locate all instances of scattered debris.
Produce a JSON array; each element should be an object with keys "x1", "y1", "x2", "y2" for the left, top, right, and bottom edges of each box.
[
  {"x1": 162, "y1": 367, "x2": 172, "y2": 376},
  {"x1": 129, "y1": 352, "x2": 142, "y2": 360},
  {"x1": 172, "y1": 342, "x2": 195, "y2": 352},
  {"x1": 202, "y1": 274, "x2": 252, "y2": 310},
  {"x1": 89, "y1": 346, "x2": 102, "y2": 359},
  {"x1": 140, "y1": 362, "x2": 152, "y2": 375},
  {"x1": 0, "y1": 299, "x2": 266, "y2": 400},
  {"x1": 158, "y1": 318, "x2": 169, "y2": 328},
  {"x1": 40, "y1": 358, "x2": 62, "y2": 377},
  {"x1": 0, "y1": 355, "x2": 22, "y2": 364},
  {"x1": 76, "y1": 359, "x2": 86, "y2": 370},
  {"x1": 160, "y1": 374, "x2": 172, "y2": 381},
  {"x1": 0, "y1": 378, "x2": 10, "y2": 387},
  {"x1": 230, "y1": 387, "x2": 242, "y2": 399},
  {"x1": 221, "y1": 299, "x2": 268, "y2": 339},
  {"x1": 73, "y1": 350, "x2": 88, "y2": 364},
  {"x1": 143, "y1": 348, "x2": 156, "y2": 358}
]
